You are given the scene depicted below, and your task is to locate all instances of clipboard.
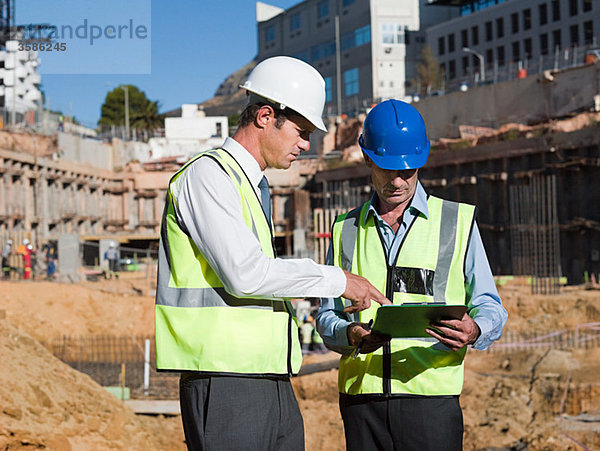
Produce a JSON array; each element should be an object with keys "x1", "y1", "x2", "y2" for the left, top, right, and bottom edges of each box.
[{"x1": 371, "y1": 304, "x2": 467, "y2": 338}]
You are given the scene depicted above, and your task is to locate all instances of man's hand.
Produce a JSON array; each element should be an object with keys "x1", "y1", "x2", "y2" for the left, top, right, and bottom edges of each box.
[
  {"x1": 347, "y1": 322, "x2": 390, "y2": 354},
  {"x1": 342, "y1": 271, "x2": 391, "y2": 313},
  {"x1": 425, "y1": 312, "x2": 481, "y2": 351}
]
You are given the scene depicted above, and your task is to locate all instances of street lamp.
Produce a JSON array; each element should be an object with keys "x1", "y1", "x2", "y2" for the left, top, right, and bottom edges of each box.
[
  {"x1": 106, "y1": 82, "x2": 130, "y2": 140},
  {"x1": 120, "y1": 86, "x2": 130, "y2": 141},
  {"x1": 462, "y1": 47, "x2": 485, "y2": 83}
]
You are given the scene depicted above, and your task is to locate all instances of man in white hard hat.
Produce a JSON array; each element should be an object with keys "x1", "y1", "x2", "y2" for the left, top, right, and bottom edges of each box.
[{"x1": 155, "y1": 56, "x2": 390, "y2": 450}]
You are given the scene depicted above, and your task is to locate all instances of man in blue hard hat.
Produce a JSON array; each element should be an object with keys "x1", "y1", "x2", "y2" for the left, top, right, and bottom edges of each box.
[{"x1": 316, "y1": 99, "x2": 507, "y2": 450}]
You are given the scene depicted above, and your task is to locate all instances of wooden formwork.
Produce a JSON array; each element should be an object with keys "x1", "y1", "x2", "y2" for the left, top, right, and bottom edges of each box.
[{"x1": 312, "y1": 208, "x2": 349, "y2": 264}]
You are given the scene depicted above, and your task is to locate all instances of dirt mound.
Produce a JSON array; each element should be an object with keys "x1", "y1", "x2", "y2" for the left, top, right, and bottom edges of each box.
[
  {"x1": 2, "y1": 278, "x2": 599, "y2": 449},
  {"x1": 0, "y1": 318, "x2": 185, "y2": 450},
  {"x1": 0, "y1": 280, "x2": 155, "y2": 342}
]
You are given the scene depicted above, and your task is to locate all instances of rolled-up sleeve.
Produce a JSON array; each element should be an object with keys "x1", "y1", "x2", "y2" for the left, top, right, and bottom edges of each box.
[{"x1": 465, "y1": 223, "x2": 508, "y2": 350}]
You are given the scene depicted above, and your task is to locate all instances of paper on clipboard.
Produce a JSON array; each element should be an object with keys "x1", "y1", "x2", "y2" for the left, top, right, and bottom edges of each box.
[{"x1": 371, "y1": 304, "x2": 467, "y2": 338}]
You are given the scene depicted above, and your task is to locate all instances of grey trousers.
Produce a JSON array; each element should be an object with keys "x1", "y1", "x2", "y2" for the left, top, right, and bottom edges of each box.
[
  {"x1": 180, "y1": 373, "x2": 305, "y2": 451},
  {"x1": 340, "y1": 394, "x2": 463, "y2": 451}
]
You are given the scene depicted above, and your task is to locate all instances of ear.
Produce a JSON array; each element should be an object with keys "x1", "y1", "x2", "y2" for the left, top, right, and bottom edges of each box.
[
  {"x1": 255, "y1": 104, "x2": 274, "y2": 129},
  {"x1": 362, "y1": 151, "x2": 374, "y2": 168}
]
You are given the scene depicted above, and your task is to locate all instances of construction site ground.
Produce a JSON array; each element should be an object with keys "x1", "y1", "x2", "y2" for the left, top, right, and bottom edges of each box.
[{"x1": 0, "y1": 276, "x2": 599, "y2": 450}]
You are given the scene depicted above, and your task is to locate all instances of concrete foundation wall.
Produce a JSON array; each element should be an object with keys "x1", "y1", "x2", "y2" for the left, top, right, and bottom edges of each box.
[
  {"x1": 417, "y1": 63, "x2": 600, "y2": 140},
  {"x1": 0, "y1": 146, "x2": 168, "y2": 248},
  {"x1": 58, "y1": 133, "x2": 113, "y2": 170}
]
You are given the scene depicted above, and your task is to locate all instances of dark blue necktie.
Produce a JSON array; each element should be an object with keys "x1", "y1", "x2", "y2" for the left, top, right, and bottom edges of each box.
[{"x1": 258, "y1": 175, "x2": 272, "y2": 228}]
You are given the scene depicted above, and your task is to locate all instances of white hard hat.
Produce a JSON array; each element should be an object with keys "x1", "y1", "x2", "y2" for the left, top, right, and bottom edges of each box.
[
  {"x1": 7, "y1": 239, "x2": 12, "y2": 245},
  {"x1": 109, "y1": 241, "x2": 117, "y2": 247},
  {"x1": 23, "y1": 238, "x2": 30, "y2": 245},
  {"x1": 240, "y1": 56, "x2": 327, "y2": 132}
]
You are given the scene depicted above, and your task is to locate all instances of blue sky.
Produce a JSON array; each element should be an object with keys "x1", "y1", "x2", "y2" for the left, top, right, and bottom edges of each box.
[{"x1": 18, "y1": 0, "x2": 299, "y2": 128}]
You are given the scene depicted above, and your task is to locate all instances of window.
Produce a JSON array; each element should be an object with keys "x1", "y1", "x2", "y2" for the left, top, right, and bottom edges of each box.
[
  {"x1": 569, "y1": 0, "x2": 578, "y2": 16},
  {"x1": 486, "y1": 48, "x2": 493, "y2": 65},
  {"x1": 448, "y1": 59, "x2": 456, "y2": 79},
  {"x1": 461, "y1": 29, "x2": 468, "y2": 48},
  {"x1": 471, "y1": 26, "x2": 479, "y2": 46},
  {"x1": 511, "y1": 13, "x2": 519, "y2": 33},
  {"x1": 583, "y1": 0, "x2": 592, "y2": 12},
  {"x1": 584, "y1": 21, "x2": 594, "y2": 45},
  {"x1": 317, "y1": 0, "x2": 329, "y2": 18},
  {"x1": 523, "y1": 9, "x2": 531, "y2": 30},
  {"x1": 290, "y1": 13, "x2": 301, "y2": 31},
  {"x1": 552, "y1": 29, "x2": 561, "y2": 51},
  {"x1": 324, "y1": 77, "x2": 332, "y2": 102},
  {"x1": 570, "y1": 24, "x2": 579, "y2": 46},
  {"x1": 381, "y1": 24, "x2": 401, "y2": 45},
  {"x1": 448, "y1": 33, "x2": 455, "y2": 53},
  {"x1": 485, "y1": 21, "x2": 493, "y2": 41},
  {"x1": 540, "y1": 33, "x2": 549, "y2": 55},
  {"x1": 497, "y1": 45, "x2": 505, "y2": 66},
  {"x1": 293, "y1": 50, "x2": 309, "y2": 62},
  {"x1": 552, "y1": 0, "x2": 560, "y2": 22},
  {"x1": 539, "y1": 3, "x2": 548, "y2": 26},
  {"x1": 265, "y1": 25, "x2": 275, "y2": 43},
  {"x1": 462, "y1": 56, "x2": 469, "y2": 75},
  {"x1": 343, "y1": 25, "x2": 370, "y2": 50},
  {"x1": 496, "y1": 17, "x2": 504, "y2": 39},
  {"x1": 344, "y1": 68, "x2": 359, "y2": 96},
  {"x1": 439, "y1": 62, "x2": 446, "y2": 78},
  {"x1": 355, "y1": 25, "x2": 370, "y2": 46},
  {"x1": 438, "y1": 36, "x2": 445, "y2": 55},
  {"x1": 343, "y1": 0, "x2": 355, "y2": 6},
  {"x1": 512, "y1": 41, "x2": 520, "y2": 61},
  {"x1": 524, "y1": 38, "x2": 532, "y2": 59},
  {"x1": 310, "y1": 41, "x2": 335, "y2": 61}
]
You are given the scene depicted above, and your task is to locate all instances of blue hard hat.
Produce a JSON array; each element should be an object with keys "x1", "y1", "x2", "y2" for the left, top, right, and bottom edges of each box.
[{"x1": 359, "y1": 100, "x2": 430, "y2": 170}]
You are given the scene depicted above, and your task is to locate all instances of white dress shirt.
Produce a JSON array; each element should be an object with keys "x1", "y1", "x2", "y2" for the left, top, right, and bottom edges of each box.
[{"x1": 173, "y1": 137, "x2": 346, "y2": 300}]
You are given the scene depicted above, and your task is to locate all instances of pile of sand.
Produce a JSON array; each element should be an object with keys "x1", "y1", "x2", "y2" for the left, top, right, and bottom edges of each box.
[
  {"x1": 1, "y1": 277, "x2": 599, "y2": 449},
  {"x1": 0, "y1": 318, "x2": 185, "y2": 450}
]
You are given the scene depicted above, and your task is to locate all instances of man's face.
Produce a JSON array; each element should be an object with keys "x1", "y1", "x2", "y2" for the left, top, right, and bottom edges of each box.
[
  {"x1": 261, "y1": 112, "x2": 315, "y2": 170},
  {"x1": 365, "y1": 156, "x2": 419, "y2": 211}
]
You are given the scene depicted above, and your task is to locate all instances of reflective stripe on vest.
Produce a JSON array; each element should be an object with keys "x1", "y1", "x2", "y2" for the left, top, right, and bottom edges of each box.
[
  {"x1": 333, "y1": 195, "x2": 475, "y2": 396},
  {"x1": 155, "y1": 148, "x2": 302, "y2": 376}
]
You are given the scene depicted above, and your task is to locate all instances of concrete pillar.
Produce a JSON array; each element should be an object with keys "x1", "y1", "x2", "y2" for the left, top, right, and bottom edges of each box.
[
  {"x1": 0, "y1": 172, "x2": 5, "y2": 218},
  {"x1": 58, "y1": 233, "x2": 80, "y2": 281},
  {"x1": 39, "y1": 172, "x2": 49, "y2": 243}
]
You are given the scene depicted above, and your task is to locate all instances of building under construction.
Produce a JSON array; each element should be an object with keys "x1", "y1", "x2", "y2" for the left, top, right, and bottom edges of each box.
[{"x1": 1, "y1": 61, "x2": 599, "y2": 288}]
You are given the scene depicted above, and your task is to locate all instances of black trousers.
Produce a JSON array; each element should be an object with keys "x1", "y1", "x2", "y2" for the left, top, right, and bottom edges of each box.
[
  {"x1": 340, "y1": 394, "x2": 463, "y2": 451},
  {"x1": 180, "y1": 373, "x2": 304, "y2": 451}
]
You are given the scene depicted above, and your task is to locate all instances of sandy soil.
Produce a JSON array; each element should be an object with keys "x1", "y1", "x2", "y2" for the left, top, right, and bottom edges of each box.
[{"x1": 1, "y1": 277, "x2": 599, "y2": 449}]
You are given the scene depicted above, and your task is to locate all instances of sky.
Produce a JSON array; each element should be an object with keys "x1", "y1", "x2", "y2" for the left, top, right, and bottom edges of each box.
[{"x1": 18, "y1": 0, "x2": 300, "y2": 128}]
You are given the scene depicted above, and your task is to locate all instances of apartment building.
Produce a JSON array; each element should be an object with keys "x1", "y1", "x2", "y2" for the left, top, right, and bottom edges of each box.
[
  {"x1": 256, "y1": 0, "x2": 457, "y2": 115},
  {"x1": 427, "y1": 0, "x2": 599, "y2": 89}
]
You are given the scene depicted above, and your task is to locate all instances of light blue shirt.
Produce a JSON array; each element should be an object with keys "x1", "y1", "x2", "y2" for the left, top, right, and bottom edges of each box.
[{"x1": 316, "y1": 182, "x2": 508, "y2": 353}]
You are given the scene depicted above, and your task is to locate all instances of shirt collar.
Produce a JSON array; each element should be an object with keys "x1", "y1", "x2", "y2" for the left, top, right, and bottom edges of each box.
[
  {"x1": 364, "y1": 181, "x2": 429, "y2": 225},
  {"x1": 221, "y1": 137, "x2": 264, "y2": 189}
]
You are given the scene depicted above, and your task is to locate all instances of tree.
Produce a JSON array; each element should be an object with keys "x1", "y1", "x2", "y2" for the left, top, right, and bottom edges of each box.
[
  {"x1": 415, "y1": 45, "x2": 445, "y2": 97},
  {"x1": 99, "y1": 85, "x2": 164, "y2": 133},
  {"x1": 131, "y1": 99, "x2": 163, "y2": 131}
]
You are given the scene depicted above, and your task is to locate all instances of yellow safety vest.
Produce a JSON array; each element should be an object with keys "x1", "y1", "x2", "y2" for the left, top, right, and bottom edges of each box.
[
  {"x1": 155, "y1": 149, "x2": 302, "y2": 376},
  {"x1": 332, "y1": 195, "x2": 475, "y2": 395}
]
